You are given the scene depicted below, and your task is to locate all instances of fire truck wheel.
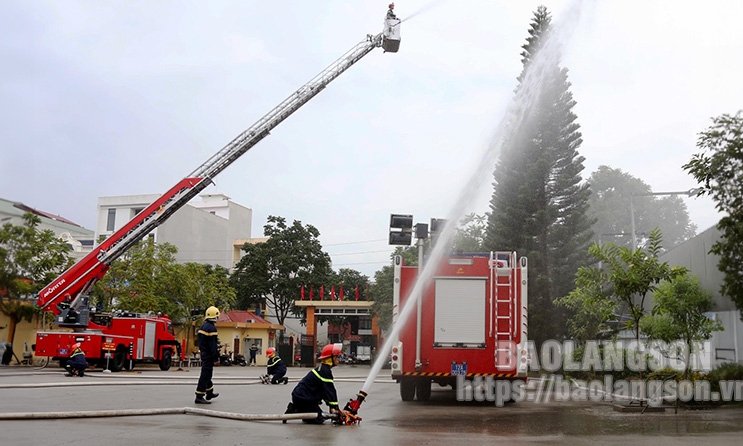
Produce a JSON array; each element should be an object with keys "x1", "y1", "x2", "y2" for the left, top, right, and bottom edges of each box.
[
  {"x1": 400, "y1": 379, "x2": 416, "y2": 402},
  {"x1": 415, "y1": 379, "x2": 431, "y2": 401},
  {"x1": 159, "y1": 350, "x2": 172, "y2": 371},
  {"x1": 109, "y1": 347, "x2": 127, "y2": 372}
]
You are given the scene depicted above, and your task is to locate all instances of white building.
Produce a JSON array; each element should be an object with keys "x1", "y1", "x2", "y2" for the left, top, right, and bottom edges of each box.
[
  {"x1": 659, "y1": 225, "x2": 743, "y2": 367},
  {"x1": 0, "y1": 197, "x2": 94, "y2": 261},
  {"x1": 95, "y1": 192, "x2": 254, "y2": 270}
]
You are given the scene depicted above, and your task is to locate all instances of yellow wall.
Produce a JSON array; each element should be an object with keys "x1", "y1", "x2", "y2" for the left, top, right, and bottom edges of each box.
[
  {"x1": 0, "y1": 312, "x2": 55, "y2": 365},
  {"x1": 170, "y1": 322, "x2": 277, "y2": 366}
]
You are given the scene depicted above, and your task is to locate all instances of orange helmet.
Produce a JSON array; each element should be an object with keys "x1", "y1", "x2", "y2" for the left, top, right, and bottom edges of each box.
[
  {"x1": 71, "y1": 342, "x2": 81, "y2": 350},
  {"x1": 265, "y1": 347, "x2": 275, "y2": 357},
  {"x1": 318, "y1": 343, "x2": 342, "y2": 360}
]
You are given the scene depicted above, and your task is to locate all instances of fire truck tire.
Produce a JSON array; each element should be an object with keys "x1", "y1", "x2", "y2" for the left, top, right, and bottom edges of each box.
[
  {"x1": 159, "y1": 350, "x2": 172, "y2": 371},
  {"x1": 109, "y1": 347, "x2": 127, "y2": 372},
  {"x1": 415, "y1": 379, "x2": 431, "y2": 401},
  {"x1": 400, "y1": 379, "x2": 416, "y2": 401}
]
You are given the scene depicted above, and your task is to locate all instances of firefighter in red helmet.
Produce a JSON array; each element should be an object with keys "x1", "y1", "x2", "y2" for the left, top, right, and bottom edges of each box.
[
  {"x1": 285, "y1": 343, "x2": 345, "y2": 423},
  {"x1": 387, "y1": 3, "x2": 397, "y2": 19},
  {"x1": 65, "y1": 342, "x2": 87, "y2": 377}
]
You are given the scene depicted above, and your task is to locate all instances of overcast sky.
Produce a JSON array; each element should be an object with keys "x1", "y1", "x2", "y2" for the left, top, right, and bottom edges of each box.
[{"x1": 1, "y1": 0, "x2": 740, "y2": 278}]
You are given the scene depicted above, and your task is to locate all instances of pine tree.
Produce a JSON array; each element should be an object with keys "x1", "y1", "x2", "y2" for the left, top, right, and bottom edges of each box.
[{"x1": 485, "y1": 6, "x2": 594, "y2": 346}]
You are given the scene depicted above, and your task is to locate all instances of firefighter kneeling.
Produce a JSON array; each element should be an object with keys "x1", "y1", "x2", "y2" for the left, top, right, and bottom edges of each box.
[
  {"x1": 284, "y1": 343, "x2": 347, "y2": 424},
  {"x1": 65, "y1": 343, "x2": 87, "y2": 377}
]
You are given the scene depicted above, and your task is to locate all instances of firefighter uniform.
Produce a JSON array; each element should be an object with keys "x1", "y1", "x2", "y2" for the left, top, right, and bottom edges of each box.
[
  {"x1": 195, "y1": 307, "x2": 220, "y2": 404},
  {"x1": 267, "y1": 354, "x2": 288, "y2": 384},
  {"x1": 290, "y1": 363, "x2": 339, "y2": 423},
  {"x1": 65, "y1": 345, "x2": 87, "y2": 377}
]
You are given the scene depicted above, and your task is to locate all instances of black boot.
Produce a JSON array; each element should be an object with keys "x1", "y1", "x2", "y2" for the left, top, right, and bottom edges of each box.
[
  {"x1": 283, "y1": 377, "x2": 289, "y2": 385},
  {"x1": 282, "y1": 402, "x2": 295, "y2": 424},
  {"x1": 195, "y1": 395, "x2": 211, "y2": 404},
  {"x1": 206, "y1": 390, "x2": 219, "y2": 400}
]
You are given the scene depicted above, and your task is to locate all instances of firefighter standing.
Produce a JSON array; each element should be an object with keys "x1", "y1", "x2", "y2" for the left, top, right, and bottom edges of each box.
[
  {"x1": 386, "y1": 2, "x2": 397, "y2": 19},
  {"x1": 286, "y1": 343, "x2": 346, "y2": 424},
  {"x1": 194, "y1": 306, "x2": 220, "y2": 404},
  {"x1": 248, "y1": 343, "x2": 258, "y2": 366},
  {"x1": 65, "y1": 343, "x2": 87, "y2": 377},
  {"x1": 265, "y1": 347, "x2": 289, "y2": 384}
]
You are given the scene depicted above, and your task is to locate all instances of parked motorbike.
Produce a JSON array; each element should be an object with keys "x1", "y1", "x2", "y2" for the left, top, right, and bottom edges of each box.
[
  {"x1": 218, "y1": 348, "x2": 232, "y2": 366},
  {"x1": 233, "y1": 353, "x2": 248, "y2": 366}
]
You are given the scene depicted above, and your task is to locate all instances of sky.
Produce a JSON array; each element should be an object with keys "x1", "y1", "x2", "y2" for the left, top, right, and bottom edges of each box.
[{"x1": 1, "y1": 0, "x2": 741, "y2": 278}]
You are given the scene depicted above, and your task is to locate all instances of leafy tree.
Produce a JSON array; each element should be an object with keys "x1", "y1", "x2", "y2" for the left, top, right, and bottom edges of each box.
[
  {"x1": 640, "y1": 274, "x2": 723, "y2": 378},
  {"x1": 169, "y1": 263, "x2": 235, "y2": 321},
  {"x1": 555, "y1": 268, "x2": 618, "y2": 343},
  {"x1": 683, "y1": 111, "x2": 743, "y2": 317},
  {"x1": 0, "y1": 213, "x2": 71, "y2": 344},
  {"x1": 170, "y1": 263, "x2": 236, "y2": 352},
  {"x1": 230, "y1": 216, "x2": 333, "y2": 335},
  {"x1": 330, "y1": 268, "x2": 370, "y2": 301},
  {"x1": 91, "y1": 239, "x2": 180, "y2": 314},
  {"x1": 452, "y1": 213, "x2": 487, "y2": 252},
  {"x1": 321, "y1": 268, "x2": 371, "y2": 334},
  {"x1": 370, "y1": 247, "x2": 418, "y2": 332},
  {"x1": 563, "y1": 228, "x2": 686, "y2": 352},
  {"x1": 91, "y1": 239, "x2": 235, "y2": 320},
  {"x1": 485, "y1": 6, "x2": 594, "y2": 346},
  {"x1": 587, "y1": 166, "x2": 697, "y2": 249}
]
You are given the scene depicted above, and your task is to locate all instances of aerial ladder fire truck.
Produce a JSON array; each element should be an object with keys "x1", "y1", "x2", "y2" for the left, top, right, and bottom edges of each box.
[
  {"x1": 34, "y1": 16, "x2": 402, "y2": 373},
  {"x1": 390, "y1": 251, "x2": 529, "y2": 402}
]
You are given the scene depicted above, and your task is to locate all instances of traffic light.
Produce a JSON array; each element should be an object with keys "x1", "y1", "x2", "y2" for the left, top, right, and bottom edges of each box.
[
  {"x1": 389, "y1": 214, "x2": 413, "y2": 246},
  {"x1": 389, "y1": 231, "x2": 412, "y2": 245},
  {"x1": 429, "y1": 218, "x2": 447, "y2": 246},
  {"x1": 390, "y1": 214, "x2": 413, "y2": 229},
  {"x1": 415, "y1": 223, "x2": 429, "y2": 239},
  {"x1": 430, "y1": 218, "x2": 447, "y2": 235}
]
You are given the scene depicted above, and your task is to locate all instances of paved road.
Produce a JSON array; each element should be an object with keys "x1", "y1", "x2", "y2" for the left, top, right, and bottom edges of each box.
[{"x1": 1, "y1": 363, "x2": 742, "y2": 445}]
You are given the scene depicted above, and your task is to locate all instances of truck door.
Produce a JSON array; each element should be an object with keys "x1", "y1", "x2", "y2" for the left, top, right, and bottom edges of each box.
[
  {"x1": 433, "y1": 277, "x2": 487, "y2": 348},
  {"x1": 144, "y1": 321, "x2": 156, "y2": 358}
]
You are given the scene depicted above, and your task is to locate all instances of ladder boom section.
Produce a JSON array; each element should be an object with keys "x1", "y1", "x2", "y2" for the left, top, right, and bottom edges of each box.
[
  {"x1": 188, "y1": 33, "x2": 383, "y2": 183},
  {"x1": 37, "y1": 178, "x2": 201, "y2": 312},
  {"x1": 37, "y1": 32, "x2": 385, "y2": 314}
]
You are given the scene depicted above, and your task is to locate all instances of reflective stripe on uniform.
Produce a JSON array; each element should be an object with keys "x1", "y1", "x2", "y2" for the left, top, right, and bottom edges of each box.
[
  {"x1": 197, "y1": 330, "x2": 218, "y2": 336},
  {"x1": 311, "y1": 368, "x2": 334, "y2": 383}
]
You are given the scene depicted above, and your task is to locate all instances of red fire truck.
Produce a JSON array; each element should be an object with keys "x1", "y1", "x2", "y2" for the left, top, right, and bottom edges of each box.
[
  {"x1": 389, "y1": 251, "x2": 528, "y2": 401},
  {"x1": 33, "y1": 18, "x2": 401, "y2": 372}
]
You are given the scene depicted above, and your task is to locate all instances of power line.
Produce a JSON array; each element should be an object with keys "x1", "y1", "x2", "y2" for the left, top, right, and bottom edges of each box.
[
  {"x1": 333, "y1": 260, "x2": 393, "y2": 267},
  {"x1": 327, "y1": 249, "x2": 392, "y2": 257},
  {"x1": 323, "y1": 238, "x2": 387, "y2": 247}
]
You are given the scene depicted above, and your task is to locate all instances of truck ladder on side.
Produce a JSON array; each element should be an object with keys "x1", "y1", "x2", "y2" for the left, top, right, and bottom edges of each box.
[{"x1": 492, "y1": 251, "x2": 516, "y2": 368}]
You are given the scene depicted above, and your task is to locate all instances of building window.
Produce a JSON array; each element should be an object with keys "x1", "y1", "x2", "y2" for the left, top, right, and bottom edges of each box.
[
  {"x1": 106, "y1": 209, "x2": 116, "y2": 231},
  {"x1": 359, "y1": 316, "x2": 372, "y2": 330},
  {"x1": 131, "y1": 207, "x2": 144, "y2": 219}
]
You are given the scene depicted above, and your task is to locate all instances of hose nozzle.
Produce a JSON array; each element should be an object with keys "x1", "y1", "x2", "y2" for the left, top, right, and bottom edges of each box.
[{"x1": 344, "y1": 390, "x2": 368, "y2": 415}]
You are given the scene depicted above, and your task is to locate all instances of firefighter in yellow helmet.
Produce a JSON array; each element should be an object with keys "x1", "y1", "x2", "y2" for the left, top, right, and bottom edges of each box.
[
  {"x1": 195, "y1": 306, "x2": 220, "y2": 404},
  {"x1": 285, "y1": 343, "x2": 345, "y2": 423}
]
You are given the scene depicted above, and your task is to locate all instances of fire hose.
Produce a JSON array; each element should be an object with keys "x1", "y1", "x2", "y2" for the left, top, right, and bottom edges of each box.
[
  {"x1": 0, "y1": 390, "x2": 370, "y2": 425},
  {"x1": 0, "y1": 407, "x2": 324, "y2": 422}
]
